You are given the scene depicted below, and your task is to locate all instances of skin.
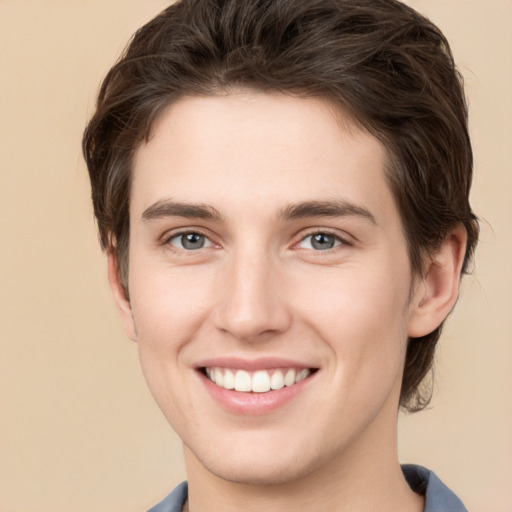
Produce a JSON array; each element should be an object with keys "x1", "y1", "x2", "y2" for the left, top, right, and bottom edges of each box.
[{"x1": 108, "y1": 92, "x2": 467, "y2": 511}]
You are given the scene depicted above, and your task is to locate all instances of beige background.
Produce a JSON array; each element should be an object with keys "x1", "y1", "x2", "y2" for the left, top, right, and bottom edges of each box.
[{"x1": 0, "y1": 1, "x2": 510, "y2": 511}]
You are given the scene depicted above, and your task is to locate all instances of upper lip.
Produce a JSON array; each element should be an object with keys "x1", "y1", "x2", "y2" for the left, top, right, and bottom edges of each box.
[{"x1": 195, "y1": 356, "x2": 317, "y2": 371}]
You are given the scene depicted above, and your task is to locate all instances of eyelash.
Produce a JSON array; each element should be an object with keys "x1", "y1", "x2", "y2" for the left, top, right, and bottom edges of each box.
[
  {"x1": 294, "y1": 230, "x2": 350, "y2": 252},
  {"x1": 162, "y1": 229, "x2": 350, "y2": 253},
  {"x1": 163, "y1": 230, "x2": 214, "y2": 252}
]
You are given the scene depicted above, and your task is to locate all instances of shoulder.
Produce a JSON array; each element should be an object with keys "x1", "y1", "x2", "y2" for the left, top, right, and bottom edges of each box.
[
  {"x1": 147, "y1": 467, "x2": 467, "y2": 512},
  {"x1": 402, "y1": 464, "x2": 468, "y2": 512},
  {"x1": 147, "y1": 481, "x2": 188, "y2": 512}
]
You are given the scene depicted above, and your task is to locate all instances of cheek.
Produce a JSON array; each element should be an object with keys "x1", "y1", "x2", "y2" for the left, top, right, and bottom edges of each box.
[
  {"x1": 128, "y1": 266, "x2": 216, "y2": 427},
  {"x1": 129, "y1": 264, "x2": 215, "y2": 344},
  {"x1": 293, "y1": 262, "x2": 411, "y2": 377}
]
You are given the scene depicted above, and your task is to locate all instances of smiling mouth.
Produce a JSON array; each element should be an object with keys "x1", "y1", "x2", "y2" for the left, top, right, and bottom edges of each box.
[{"x1": 202, "y1": 367, "x2": 317, "y2": 393}]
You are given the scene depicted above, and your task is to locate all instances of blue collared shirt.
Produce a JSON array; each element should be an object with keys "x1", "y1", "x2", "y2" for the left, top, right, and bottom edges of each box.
[{"x1": 148, "y1": 464, "x2": 467, "y2": 512}]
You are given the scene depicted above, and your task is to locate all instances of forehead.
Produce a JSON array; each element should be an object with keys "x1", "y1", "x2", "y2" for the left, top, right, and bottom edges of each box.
[{"x1": 131, "y1": 92, "x2": 395, "y2": 224}]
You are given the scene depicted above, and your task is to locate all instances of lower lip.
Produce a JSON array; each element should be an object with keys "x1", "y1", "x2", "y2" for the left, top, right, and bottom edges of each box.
[{"x1": 199, "y1": 371, "x2": 315, "y2": 415}]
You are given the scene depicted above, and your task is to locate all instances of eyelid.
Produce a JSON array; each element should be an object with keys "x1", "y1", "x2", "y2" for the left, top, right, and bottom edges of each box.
[
  {"x1": 292, "y1": 228, "x2": 353, "y2": 250},
  {"x1": 159, "y1": 226, "x2": 353, "y2": 251},
  {"x1": 170, "y1": 233, "x2": 213, "y2": 249},
  {"x1": 161, "y1": 227, "x2": 218, "y2": 249}
]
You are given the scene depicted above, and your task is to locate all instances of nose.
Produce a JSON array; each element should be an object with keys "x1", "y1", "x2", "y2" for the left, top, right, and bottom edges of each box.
[{"x1": 213, "y1": 251, "x2": 292, "y2": 341}]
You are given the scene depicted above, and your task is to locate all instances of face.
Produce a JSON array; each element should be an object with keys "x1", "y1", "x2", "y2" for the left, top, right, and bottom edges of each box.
[{"x1": 117, "y1": 92, "x2": 423, "y2": 485}]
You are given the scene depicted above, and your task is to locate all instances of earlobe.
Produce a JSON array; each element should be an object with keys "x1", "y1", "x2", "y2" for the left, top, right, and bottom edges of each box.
[
  {"x1": 408, "y1": 224, "x2": 468, "y2": 338},
  {"x1": 107, "y1": 251, "x2": 137, "y2": 341}
]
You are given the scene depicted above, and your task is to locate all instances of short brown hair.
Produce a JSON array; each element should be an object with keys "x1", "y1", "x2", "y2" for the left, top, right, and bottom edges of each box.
[{"x1": 83, "y1": 0, "x2": 478, "y2": 411}]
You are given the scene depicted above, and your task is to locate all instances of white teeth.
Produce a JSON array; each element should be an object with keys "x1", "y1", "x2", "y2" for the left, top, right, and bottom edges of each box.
[
  {"x1": 223, "y1": 369, "x2": 235, "y2": 390},
  {"x1": 252, "y1": 371, "x2": 271, "y2": 393},
  {"x1": 214, "y1": 368, "x2": 224, "y2": 387},
  {"x1": 270, "y1": 370, "x2": 285, "y2": 390},
  {"x1": 296, "y1": 369, "x2": 311, "y2": 382},
  {"x1": 234, "y1": 370, "x2": 252, "y2": 392},
  {"x1": 206, "y1": 367, "x2": 312, "y2": 393},
  {"x1": 284, "y1": 369, "x2": 296, "y2": 387}
]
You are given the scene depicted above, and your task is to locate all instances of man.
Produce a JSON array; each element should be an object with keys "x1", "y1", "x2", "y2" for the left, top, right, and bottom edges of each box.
[{"x1": 83, "y1": 1, "x2": 479, "y2": 510}]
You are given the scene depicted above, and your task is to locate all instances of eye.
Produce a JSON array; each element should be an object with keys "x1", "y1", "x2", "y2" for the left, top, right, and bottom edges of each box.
[
  {"x1": 168, "y1": 232, "x2": 213, "y2": 250},
  {"x1": 297, "y1": 232, "x2": 342, "y2": 251}
]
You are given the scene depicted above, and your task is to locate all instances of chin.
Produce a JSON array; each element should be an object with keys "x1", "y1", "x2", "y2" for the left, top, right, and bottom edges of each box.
[
  {"x1": 186, "y1": 434, "x2": 327, "y2": 487},
  {"x1": 203, "y1": 457, "x2": 313, "y2": 486}
]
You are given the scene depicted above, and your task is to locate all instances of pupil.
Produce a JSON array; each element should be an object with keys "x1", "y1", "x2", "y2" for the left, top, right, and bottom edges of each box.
[
  {"x1": 182, "y1": 233, "x2": 204, "y2": 249},
  {"x1": 312, "y1": 233, "x2": 334, "y2": 250}
]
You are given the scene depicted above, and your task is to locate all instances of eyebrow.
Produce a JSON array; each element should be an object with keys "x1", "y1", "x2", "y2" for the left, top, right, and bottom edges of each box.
[
  {"x1": 142, "y1": 200, "x2": 223, "y2": 222},
  {"x1": 279, "y1": 199, "x2": 376, "y2": 224},
  {"x1": 141, "y1": 198, "x2": 376, "y2": 225}
]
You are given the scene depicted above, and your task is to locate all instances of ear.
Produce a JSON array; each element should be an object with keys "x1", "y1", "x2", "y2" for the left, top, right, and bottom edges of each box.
[
  {"x1": 107, "y1": 251, "x2": 137, "y2": 341},
  {"x1": 408, "y1": 224, "x2": 468, "y2": 338}
]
